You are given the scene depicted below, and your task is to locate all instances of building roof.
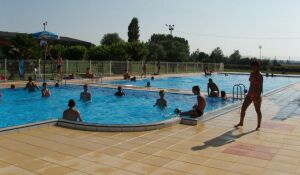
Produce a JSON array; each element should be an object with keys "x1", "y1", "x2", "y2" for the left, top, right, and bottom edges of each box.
[{"x1": 0, "y1": 31, "x2": 94, "y2": 47}]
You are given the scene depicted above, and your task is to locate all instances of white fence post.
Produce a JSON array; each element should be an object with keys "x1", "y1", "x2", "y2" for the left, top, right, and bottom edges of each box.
[
  {"x1": 89, "y1": 60, "x2": 92, "y2": 70},
  {"x1": 185, "y1": 63, "x2": 188, "y2": 72},
  {"x1": 66, "y1": 59, "x2": 69, "y2": 76},
  {"x1": 38, "y1": 59, "x2": 41, "y2": 79},
  {"x1": 4, "y1": 58, "x2": 7, "y2": 81},
  {"x1": 166, "y1": 62, "x2": 169, "y2": 74},
  {"x1": 109, "y1": 61, "x2": 112, "y2": 76}
]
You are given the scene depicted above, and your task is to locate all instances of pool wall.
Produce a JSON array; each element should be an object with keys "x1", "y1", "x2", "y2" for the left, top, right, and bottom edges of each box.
[{"x1": 56, "y1": 117, "x2": 180, "y2": 132}]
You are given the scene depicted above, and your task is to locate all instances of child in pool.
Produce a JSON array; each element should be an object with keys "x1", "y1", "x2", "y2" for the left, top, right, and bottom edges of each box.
[
  {"x1": 80, "y1": 84, "x2": 92, "y2": 102},
  {"x1": 115, "y1": 86, "x2": 125, "y2": 96},
  {"x1": 154, "y1": 90, "x2": 167, "y2": 108},
  {"x1": 221, "y1": 91, "x2": 227, "y2": 100},
  {"x1": 41, "y1": 82, "x2": 51, "y2": 97}
]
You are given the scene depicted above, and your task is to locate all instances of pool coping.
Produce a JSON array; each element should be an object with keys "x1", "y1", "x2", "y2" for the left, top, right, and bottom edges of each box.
[{"x1": 56, "y1": 117, "x2": 181, "y2": 132}]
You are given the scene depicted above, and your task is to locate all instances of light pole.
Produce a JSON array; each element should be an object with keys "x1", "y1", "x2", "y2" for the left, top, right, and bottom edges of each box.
[
  {"x1": 166, "y1": 24, "x2": 175, "y2": 36},
  {"x1": 259, "y1": 45, "x2": 262, "y2": 59},
  {"x1": 43, "y1": 21, "x2": 47, "y2": 31}
]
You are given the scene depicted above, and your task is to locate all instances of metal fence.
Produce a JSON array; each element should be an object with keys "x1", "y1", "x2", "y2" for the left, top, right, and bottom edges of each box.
[{"x1": 0, "y1": 59, "x2": 224, "y2": 81}]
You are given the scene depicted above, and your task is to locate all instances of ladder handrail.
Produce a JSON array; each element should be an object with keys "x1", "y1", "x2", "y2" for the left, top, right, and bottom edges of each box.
[{"x1": 233, "y1": 83, "x2": 246, "y2": 101}]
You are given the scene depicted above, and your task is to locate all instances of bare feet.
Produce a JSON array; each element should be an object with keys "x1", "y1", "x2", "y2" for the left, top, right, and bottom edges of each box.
[
  {"x1": 256, "y1": 126, "x2": 260, "y2": 131},
  {"x1": 234, "y1": 123, "x2": 243, "y2": 128}
]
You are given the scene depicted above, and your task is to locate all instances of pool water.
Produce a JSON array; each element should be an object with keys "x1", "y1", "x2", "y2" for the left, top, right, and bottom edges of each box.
[
  {"x1": 106, "y1": 74, "x2": 300, "y2": 93},
  {"x1": 0, "y1": 85, "x2": 233, "y2": 128}
]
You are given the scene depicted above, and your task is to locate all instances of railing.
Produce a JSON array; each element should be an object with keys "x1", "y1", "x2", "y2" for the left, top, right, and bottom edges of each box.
[
  {"x1": 0, "y1": 59, "x2": 224, "y2": 81},
  {"x1": 232, "y1": 84, "x2": 246, "y2": 101}
]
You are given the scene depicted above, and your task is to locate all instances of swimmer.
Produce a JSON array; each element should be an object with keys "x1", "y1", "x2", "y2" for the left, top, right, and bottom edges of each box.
[
  {"x1": 63, "y1": 99, "x2": 82, "y2": 122},
  {"x1": 175, "y1": 86, "x2": 206, "y2": 118},
  {"x1": 221, "y1": 91, "x2": 227, "y2": 100},
  {"x1": 154, "y1": 90, "x2": 167, "y2": 108},
  {"x1": 207, "y1": 78, "x2": 219, "y2": 97},
  {"x1": 146, "y1": 82, "x2": 151, "y2": 87},
  {"x1": 41, "y1": 82, "x2": 51, "y2": 97},
  {"x1": 10, "y1": 84, "x2": 16, "y2": 89},
  {"x1": 24, "y1": 76, "x2": 39, "y2": 92},
  {"x1": 235, "y1": 60, "x2": 263, "y2": 131},
  {"x1": 55, "y1": 82, "x2": 60, "y2": 87},
  {"x1": 80, "y1": 84, "x2": 91, "y2": 102},
  {"x1": 130, "y1": 76, "x2": 136, "y2": 81},
  {"x1": 151, "y1": 76, "x2": 154, "y2": 80},
  {"x1": 115, "y1": 86, "x2": 125, "y2": 96}
]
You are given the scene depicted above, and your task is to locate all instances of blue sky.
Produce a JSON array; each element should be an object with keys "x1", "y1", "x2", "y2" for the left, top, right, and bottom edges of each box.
[{"x1": 1, "y1": 0, "x2": 300, "y2": 60}]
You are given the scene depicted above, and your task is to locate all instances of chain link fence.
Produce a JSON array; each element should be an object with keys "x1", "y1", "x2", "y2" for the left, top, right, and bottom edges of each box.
[{"x1": 0, "y1": 59, "x2": 224, "y2": 81}]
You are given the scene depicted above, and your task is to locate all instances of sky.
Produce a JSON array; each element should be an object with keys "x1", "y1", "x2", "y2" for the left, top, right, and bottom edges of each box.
[{"x1": 1, "y1": 0, "x2": 300, "y2": 60}]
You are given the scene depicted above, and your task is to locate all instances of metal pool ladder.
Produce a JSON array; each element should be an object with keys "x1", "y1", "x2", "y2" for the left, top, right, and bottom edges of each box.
[{"x1": 233, "y1": 84, "x2": 246, "y2": 101}]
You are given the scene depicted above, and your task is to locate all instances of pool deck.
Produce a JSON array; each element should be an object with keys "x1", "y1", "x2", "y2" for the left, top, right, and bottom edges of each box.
[{"x1": 1, "y1": 81, "x2": 300, "y2": 174}]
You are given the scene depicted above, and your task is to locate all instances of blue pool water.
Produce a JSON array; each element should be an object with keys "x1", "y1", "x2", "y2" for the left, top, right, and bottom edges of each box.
[
  {"x1": 0, "y1": 85, "x2": 233, "y2": 128},
  {"x1": 105, "y1": 74, "x2": 300, "y2": 93}
]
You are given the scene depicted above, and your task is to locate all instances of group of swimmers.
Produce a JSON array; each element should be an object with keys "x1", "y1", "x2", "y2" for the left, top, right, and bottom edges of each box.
[{"x1": 7, "y1": 60, "x2": 263, "y2": 131}]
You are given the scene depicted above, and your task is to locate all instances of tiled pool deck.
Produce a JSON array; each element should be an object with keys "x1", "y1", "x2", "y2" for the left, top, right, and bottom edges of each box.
[{"x1": 1, "y1": 80, "x2": 300, "y2": 174}]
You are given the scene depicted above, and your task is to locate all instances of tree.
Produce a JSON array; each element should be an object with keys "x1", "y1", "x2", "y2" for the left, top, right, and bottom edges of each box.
[
  {"x1": 229, "y1": 50, "x2": 241, "y2": 64},
  {"x1": 210, "y1": 47, "x2": 224, "y2": 63},
  {"x1": 147, "y1": 43, "x2": 166, "y2": 61},
  {"x1": 126, "y1": 42, "x2": 148, "y2": 61},
  {"x1": 101, "y1": 33, "x2": 123, "y2": 46},
  {"x1": 128, "y1": 17, "x2": 140, "y2": 42},
  {"x1": 109, "y1": 42, "x2": 129, "y2": 60},
  {"x1": 88, "y1": 45, "x2": 110, "y2": 60},
  {"x1": 64, "y1": 46, "x2": 87, "y2": 60},
  {"x1": 148, "y1": 34, "x2": 189, "y2": 62},
  {"x1": 190, "y1": 49, "x2": 209, "y2": 62}
]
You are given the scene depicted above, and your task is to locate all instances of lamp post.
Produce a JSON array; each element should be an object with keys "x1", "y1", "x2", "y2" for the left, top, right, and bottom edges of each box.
[
  {"x1": 259, "y1": 45, "x2": 262, "y2": 60},
  {"x1": 42, "y1": 21, "x2": 48, "y2": 81},
  {"x1": 43, "y1": 21, "x2": 47, "y2": 31},
  {"x1": 165, "y1": 24, "x2": 175, "y2": 36}
]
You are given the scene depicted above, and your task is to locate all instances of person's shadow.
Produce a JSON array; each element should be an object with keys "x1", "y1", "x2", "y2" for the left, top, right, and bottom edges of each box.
[{"x1": 191, "y1": 128, "x2": 255, "y2": 151}]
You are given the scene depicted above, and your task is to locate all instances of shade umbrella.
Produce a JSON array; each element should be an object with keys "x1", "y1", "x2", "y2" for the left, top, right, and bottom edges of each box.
[
  {"x1": 32, "y1": 31, "x2": 59, "y2": 82},
  {"x1": 32, "y1": 31, "x2": 59, "y2": 40}
]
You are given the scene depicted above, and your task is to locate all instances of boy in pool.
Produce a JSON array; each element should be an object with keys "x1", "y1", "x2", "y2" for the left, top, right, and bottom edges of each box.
[
  {"x1": 24, "y1": 76, "x2": 39, "y2": 92},
  {"x1": 80, "y1": 84, "x2": 91, "y2": 102},
  {"x1": 10, "y1": 84, "x2": 16, "y2": 89},
  {"x1": 207, "y1": 78, "x2": 219, "y2": 97},
  {"x1": 175, "y1": 86, "x2": 206, "y2": 118},
  {"x1": 63, "y1": 99, "x2": 82, "y2": 122},
  {"x1": 154, "y1": 90, "x2": 167, "y2": 108},
  {"x1": 235, "y1": 60, "x2": 263, "y2": 131},
  {"x1": 115, "y1": 86, "x2": 125, "y2": 96},
  {"x1": 41, "y1": 82, "x2": 51, "y2": 97},
  {"x1": 146, "y1": 82, "x2": 151, "y2": 87},
  {"x1": 221, "y1": 91, "x2": 227, "y2": 100}
]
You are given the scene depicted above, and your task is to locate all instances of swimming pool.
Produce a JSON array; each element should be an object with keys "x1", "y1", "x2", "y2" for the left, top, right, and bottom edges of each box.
[
  {"x1": 0, "y1": 85, "x2": 233, "y2": 129},
  {"x1": 105, "y1": 74, "x2": 300, "y2": 93}
]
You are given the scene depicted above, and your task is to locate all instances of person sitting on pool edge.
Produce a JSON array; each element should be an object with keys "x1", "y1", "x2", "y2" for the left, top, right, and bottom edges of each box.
[
  {"x1": 24, "y1": 76, "x2": 39, "y2": 92},
  {"x1": 41, "y1": 82, "x2": 51, "y2": 97},
  {"x1": 146, "y1": 82, "x2": 151, "y2": 87},
  {"x1": 207, "y1": 78, "x2": 219, "y2": 97},
  {"x1": 63, "y1": 99, "x2": 82, "y2": 122},
  {"x1": 80, "y1": 84, "x2": 91, "y2": 102},
  {"x1": 115, "y1": 86, "x2": 125, "y2": 96},
  {"x1": 154, "y1": 90, "x2": 167, "y2": 108},
  {"x1": 175, "y1": 86, "x2": 206, "y2": 118},
  {"x1": 221, "y1": 91, "x2": 227, "y2": 100}
]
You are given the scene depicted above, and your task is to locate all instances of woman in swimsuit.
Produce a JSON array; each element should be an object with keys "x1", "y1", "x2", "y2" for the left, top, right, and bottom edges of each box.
[{"x1": 235, "y1": 61, "x2": 263, "y2": 131}]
